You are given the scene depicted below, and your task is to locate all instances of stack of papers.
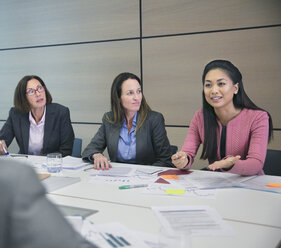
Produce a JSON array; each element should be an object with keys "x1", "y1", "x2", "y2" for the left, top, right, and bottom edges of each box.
[{"x1": 62, "y1": 156, "x2": 89, "y2": 170}]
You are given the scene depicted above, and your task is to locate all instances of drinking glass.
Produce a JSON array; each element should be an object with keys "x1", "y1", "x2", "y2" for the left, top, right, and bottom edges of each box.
[{"x1": 46, "y1": 153, "x2": 62, "y2": 173}]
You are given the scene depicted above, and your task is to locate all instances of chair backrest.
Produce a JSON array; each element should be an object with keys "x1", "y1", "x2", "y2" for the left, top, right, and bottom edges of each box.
[
  {"x1": 170, "y1": 145, "x2": 178, "y2": 155},
  {"x1": 263, "y1": 149, "x2": 281, "y2": 176},
  {"x1": 72, "y1": 138, "x2": 82, "y2": 158}
]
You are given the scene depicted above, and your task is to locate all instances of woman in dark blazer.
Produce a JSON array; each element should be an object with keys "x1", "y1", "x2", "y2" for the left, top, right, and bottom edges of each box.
[
  {"x1": 82, "y1": 72, "x2": 173, "y2": 169},
  {"x1": 0, "y1": 75, "x2": 74, "y2": 157}
]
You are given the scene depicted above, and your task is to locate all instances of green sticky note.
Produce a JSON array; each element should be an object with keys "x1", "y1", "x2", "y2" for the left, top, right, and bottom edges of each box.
[{"x1": 165, "y1": 189, "x2": 185, "y2": 195}]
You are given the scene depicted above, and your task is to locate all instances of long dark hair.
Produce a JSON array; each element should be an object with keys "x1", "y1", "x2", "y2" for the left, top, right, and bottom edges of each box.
[
  {"x1": 107, "y1": 72, "x2": 151, "y2": 131},
  {"x1": 14, "y1": 75, "x2": 52, "y2": 113},
  {"x1": 201, "y1": 60, "x2": 273, "y2": 161}
]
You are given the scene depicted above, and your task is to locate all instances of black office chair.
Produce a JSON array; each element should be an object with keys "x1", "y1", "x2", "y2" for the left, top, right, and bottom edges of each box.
[
  {"x1": 263, "y1": 149, "x2": 281, "y2": 176},
  {"x1": 72, "y1": 138, "x2": 82, "y2": 158},
  {"x1": 170, "y1": 145, "x2": 178, "y2": 155}
]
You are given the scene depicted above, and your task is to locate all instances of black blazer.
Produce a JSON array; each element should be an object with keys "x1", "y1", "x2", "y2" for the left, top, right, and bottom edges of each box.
[
  {"x1": 82, "y1": 111, "x2": 173, "y2": 167},
  {"x1": 0, "y1": 103, "x2": 74, "y2": 157}
]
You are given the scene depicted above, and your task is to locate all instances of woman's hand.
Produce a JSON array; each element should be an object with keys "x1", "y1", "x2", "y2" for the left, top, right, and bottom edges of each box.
[
  {"x1": 171, "y1": 151, "x2": 188, "y2": 169},
  {"x1": 0, "y1": 140, "x2": 8, "y2": 155},
  {"x1": 92, "y1": 153, "x2": 112, "y2": 170},
  {"x1": 208, "y1": 155, "x2": 241, "y2": 171}
]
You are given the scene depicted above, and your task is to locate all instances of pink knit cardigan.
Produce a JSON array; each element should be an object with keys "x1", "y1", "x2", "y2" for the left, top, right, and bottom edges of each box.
[{"x1": 181, "y1": 108, "x2": 269, "y2": 176}]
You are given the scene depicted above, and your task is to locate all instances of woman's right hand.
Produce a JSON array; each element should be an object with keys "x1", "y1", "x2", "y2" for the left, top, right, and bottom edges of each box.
[
  {"x1": 171, "y1": 151, "x2": 188, "y2": 169},
  {"x1": 0, "y1": 140, "x2": 8, "y2": 155},
  {"x1": 92, "y1": 153, "x2": 112, "y2": 170}
]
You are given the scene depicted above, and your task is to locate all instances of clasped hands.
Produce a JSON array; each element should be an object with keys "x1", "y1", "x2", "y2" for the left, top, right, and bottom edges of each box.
[
  {"x1": 171, "y1": 151, "x2": 241, "y2": 170},
  {"x1": 208, "y1": 155, "x2": 241, "y2": 171}
]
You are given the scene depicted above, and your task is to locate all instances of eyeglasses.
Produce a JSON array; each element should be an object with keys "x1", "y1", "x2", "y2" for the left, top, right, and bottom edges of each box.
[{"x1": 26, "y1": 86, "x2": 45, "y2": 96}]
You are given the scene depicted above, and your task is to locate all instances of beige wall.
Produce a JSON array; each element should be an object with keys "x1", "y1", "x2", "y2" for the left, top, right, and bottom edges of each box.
[{"x1": 0, "y1": 0, "x2": 280, "y2": 169}]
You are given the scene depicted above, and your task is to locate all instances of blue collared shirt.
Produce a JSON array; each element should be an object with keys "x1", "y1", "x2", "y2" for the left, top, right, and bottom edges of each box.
[{"x1": 116, "y1": 112, "x2": 137, "y2": 163}]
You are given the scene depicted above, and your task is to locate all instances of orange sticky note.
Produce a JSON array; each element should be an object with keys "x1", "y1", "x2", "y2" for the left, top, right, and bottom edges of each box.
[
  {"x1": 266, "y1": 182, "x2": 281, "y2": 188},
  {"x1": 165, "y1": 189, "x2": 185, "y2": 195},
  {"x1": 161, "y1": 175, "x2": 180, "y2": 180}
]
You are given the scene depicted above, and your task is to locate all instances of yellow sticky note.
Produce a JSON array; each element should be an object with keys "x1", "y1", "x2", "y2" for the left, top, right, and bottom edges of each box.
[
  {"x1": 165, "y1": 189, "x2": 185, "y2": 195},
  {"x1": 266, "y1": 182, "x2": 281, "y2": 188},
  {"x1": 161, "y1": 175, "x2": 180, "y2": 180}
]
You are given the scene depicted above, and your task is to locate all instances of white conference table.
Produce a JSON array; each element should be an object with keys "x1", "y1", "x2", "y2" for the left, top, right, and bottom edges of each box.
[
  {"x1": 47, "y1": 162, "x2": 281, "y2": 229},
  {"x1": 40, "y1": 160, "x2": 281, "y2": 248},
  {"x1": 13, "y1": 155, "x2": 276, "y2": 248},
  {"x1": 47, "y1": 194, "x2": 281, "y2": 248}
]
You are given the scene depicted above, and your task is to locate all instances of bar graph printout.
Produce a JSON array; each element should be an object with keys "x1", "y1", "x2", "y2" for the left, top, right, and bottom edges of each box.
[{"x1": 81, "y1": 221, "x2": 150, "y2": 248}]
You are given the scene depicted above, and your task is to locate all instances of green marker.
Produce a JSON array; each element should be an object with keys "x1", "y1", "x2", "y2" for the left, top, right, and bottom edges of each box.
[{"x1": 119, "y1": 184, "x2": 148, "y2": 190}]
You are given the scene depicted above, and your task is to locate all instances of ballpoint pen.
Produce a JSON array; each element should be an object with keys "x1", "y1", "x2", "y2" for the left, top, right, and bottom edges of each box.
[
  {"x1": 0, "y1": 140, "x2": 9, "y2": 155},
  {"x1": 119, "y1": 184, "x2": 148, "y2": 190}
]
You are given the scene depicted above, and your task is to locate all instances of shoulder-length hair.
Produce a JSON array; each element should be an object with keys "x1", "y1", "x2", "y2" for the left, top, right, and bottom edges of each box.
[
  {"x1": 201, "y1": 59, "x2": 273, "y2": 161},
  {"x1": 107, "y1": 72, "x2": 151, "y2": 131},
  {"x1": 14, "y1": 75, "x2": 52, "y2": 113}
]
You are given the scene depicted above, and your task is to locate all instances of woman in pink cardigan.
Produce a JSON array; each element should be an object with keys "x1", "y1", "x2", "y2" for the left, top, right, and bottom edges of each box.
[{"x1": 172, "y1": 60, "x2": 273, "y2": 176}]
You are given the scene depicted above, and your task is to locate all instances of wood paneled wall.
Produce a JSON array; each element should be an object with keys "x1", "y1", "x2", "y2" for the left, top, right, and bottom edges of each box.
[{"x1": 1, "y1": 0, "x2": 280, "y2": 168}]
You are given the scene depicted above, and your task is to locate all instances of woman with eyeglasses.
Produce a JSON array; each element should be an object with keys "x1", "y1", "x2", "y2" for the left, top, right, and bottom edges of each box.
[
  {"x1": 82, "y1": 72, "x2": 173, "y2": 170},
  {"x1": 0, "y1": 75, "x2": 74, "y2": 156}
]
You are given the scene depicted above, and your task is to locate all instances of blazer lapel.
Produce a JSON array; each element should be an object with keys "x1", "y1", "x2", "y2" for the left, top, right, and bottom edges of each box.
[
  {"x1": 21, "y1": 113, "x2": 30, "y2": 154},
  {"x1": 43, "y1": 105, "x2": 54, "y2": 153},
  {"x1": 109, "y1": 124, "x2": 121, "y2": 161}
]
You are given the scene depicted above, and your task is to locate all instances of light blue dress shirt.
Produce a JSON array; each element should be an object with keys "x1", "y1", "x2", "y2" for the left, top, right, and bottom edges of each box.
[{"x1": 116, "y1": 112, "x2": 137, "y2": 163}]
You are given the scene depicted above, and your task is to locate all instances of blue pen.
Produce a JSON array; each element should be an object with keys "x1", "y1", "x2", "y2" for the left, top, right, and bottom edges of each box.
[{"x1": 0, "y1": 141, "x2": 9, "y2": 155}]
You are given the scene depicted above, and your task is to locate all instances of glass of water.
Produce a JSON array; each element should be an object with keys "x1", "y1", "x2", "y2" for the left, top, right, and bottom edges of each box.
[{"x1": 46, "y1": 153, "x2": 62, "y2": 173}]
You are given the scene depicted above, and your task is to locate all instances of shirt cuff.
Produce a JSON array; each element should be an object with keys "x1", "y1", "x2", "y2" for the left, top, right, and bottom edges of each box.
[{"x1": 88, "y1": 154, "x2": 94, "y2": 162}]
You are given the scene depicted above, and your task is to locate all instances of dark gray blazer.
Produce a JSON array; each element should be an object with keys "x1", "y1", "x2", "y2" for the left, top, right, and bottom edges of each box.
[
  {"x1": 0, "y1": 103, "x2": 74, "y2": 157},
  {"x1": 82, "y1": 111, "x2": 173, "y2": 167},
  {"x1": 0, "y1": 159, "x2": 97, "y2": 248}
]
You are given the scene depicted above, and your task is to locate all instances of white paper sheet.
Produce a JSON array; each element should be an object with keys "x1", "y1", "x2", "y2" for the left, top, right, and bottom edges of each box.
[
  {"x1": 142, "y1": 184, "x2": 216, "y2": 199},
  {"x1": 61, "y1": 156, "x2": 89, "y2": 170},
  {"x1": 90, "y1": 166, "x2": 135, "y2": 177},
  {"x1": 238, "y1": 175, "x2": 281, "y2": 194},
  {"x1": 42, "y1": 176, "x2": 81, "y2": 192},
  {"x1": 179, "y1": 170, "x2": 247, "y2": 189},
  {"x1": 152, "y1": 205, "x2": 234, "y2": 237},
  {"x1": 89, "y1": 174, "x2": 158, "y2": 185}
]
